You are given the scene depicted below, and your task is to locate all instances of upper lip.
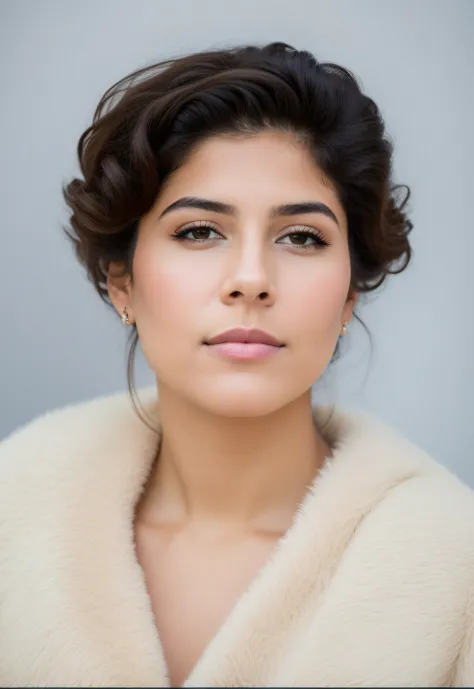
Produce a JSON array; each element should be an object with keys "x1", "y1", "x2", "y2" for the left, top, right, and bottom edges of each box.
[{"x1": 205, "y1": 327, "x2": 284, "y2": 347}]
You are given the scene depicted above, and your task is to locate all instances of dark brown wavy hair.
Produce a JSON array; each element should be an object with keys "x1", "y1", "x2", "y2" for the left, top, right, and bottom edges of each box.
[{"x1": 61, "y1": 41, "x2": 413, "y2": 431}]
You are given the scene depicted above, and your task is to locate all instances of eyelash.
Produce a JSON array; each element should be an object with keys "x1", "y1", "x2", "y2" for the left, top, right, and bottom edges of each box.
[{"x1": 170, "y1": 221, "x2": 331, "y2": 251}]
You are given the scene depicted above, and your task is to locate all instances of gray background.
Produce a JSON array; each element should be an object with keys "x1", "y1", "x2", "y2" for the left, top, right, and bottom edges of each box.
[{"x1": 2, "y1": 0, "x2": 473, "y2": 485}]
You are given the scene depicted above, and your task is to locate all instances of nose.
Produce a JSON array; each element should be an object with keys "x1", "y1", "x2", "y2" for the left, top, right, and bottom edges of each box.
[{"x1": 220, "y1": 241, "x2": 276, "y2": 307}]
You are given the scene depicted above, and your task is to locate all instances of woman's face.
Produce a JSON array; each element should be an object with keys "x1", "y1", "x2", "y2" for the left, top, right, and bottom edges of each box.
[{"x1": 109, "y1": 129, "x2": 357, "y2": 417}]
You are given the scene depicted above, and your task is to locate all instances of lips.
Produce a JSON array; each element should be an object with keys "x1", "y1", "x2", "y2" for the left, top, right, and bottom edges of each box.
[{"x1": 205, "y1": 327, "x2": 284, "y2": 347}]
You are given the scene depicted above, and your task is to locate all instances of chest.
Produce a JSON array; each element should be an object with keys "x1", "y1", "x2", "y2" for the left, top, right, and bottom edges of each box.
[{"x1": 134, "y1": 523, "x2": 279, "y2": 687}]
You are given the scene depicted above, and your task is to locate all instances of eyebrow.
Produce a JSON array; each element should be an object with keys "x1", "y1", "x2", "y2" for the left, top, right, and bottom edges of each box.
[{"x1": 159, "y1": 196, "x2": 340, "y2": 228}]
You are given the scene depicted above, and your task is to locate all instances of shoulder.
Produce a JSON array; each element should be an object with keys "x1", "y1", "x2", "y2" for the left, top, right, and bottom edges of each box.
[
  {"x1": 322, "y1": 403, "x2": 474, "y2": 561},
  {"x1": 0, "y1": 385, "x2": 159, "y2": 491},
  {"x1": 0, "y1": 387, "x2": 160, "y2": 583},
  {"x1": 351, "y1": 409, "x2": 474, "y2": 586},
  {"x1": 0, "y1": 388, "x2": 123, "y2": 464},
  {"x1": 364, "y1": 463, "x2": 474, "y2": 565},
  {"x1": 367, "y1": 408, "x2": 474, "y2": 529},
  {"x1": 314, "y1": 407, "x2": 474, "y2": 654}
]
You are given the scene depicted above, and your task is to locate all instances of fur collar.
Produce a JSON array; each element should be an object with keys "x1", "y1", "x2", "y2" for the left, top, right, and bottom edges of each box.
[{"x1": 1, "y1": 386, "x2": 473, "y2": 686}]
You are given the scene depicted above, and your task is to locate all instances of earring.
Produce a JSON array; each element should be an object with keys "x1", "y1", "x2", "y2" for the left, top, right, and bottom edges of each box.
[
  {"x1": 121, "y1": 307, "x2": 130, "y2": 325},
  {"x1": 341, "y1": 322, "x2": 348, "y2": 335}
]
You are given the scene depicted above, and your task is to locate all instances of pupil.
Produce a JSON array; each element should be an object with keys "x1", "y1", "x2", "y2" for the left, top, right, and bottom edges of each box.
[
  {"x1": 292, "y1": 234, "x2": 305, "y2": 244},
  {"x1": 194, "y1": 229, "x2": 209, "y2": 238}
]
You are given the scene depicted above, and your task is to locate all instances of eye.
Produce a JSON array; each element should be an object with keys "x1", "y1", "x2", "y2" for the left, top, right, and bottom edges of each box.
[
  {"x1": 170, "y1": 222, "x2": 331, "y2": 251},
  {"x1": 278, "y1": 227, "x2": 331, "y2": 251},
  {"x1": 170, "y1": 221, "x2": 221, "y2": 243}
]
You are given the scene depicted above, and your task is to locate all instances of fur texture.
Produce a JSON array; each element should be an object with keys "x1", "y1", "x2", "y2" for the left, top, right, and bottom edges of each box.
[{"x1": 0, "y1": 386, "x2": 473, "y2": 687}]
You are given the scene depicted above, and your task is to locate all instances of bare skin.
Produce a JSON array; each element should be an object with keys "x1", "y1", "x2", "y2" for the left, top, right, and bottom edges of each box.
[
  {"x1": 134, "y1": 517, "x2": 285, "y2": 686},
  {"x1": 108, "y1": 129, "x2": 357, "y2": 684}
]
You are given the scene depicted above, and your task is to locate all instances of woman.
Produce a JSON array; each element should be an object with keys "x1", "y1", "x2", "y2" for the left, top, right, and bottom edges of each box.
[{"x1": 1, "y1": 41, "x2": 473, "y2": 687}]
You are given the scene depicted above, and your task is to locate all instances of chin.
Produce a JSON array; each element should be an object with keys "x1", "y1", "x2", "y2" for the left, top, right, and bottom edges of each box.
[{"x1": 191, "y1": 385, "x2": 294, "y2": 419}]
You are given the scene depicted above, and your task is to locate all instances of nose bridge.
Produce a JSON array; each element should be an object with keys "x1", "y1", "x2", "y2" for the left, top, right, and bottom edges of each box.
[
  {"x1": 222, "y1": 221, "x2": 275, "y2": 301},
  {"x1": 235, "y1": 219, "x2": 274, "y2": 274}
]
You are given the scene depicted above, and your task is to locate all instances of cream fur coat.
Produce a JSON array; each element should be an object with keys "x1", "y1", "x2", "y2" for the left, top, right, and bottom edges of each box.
[{"x1": 0, "y1": 385, "x2": 473, "y2": 687}]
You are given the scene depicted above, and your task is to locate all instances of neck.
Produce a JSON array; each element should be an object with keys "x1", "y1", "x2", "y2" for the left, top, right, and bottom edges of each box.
[{"x1": 135, "y1": 385, "x2": 333, "y2": 537}]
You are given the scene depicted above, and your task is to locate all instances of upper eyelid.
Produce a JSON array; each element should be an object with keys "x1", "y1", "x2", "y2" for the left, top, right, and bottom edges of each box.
[
  {"x1": 179, "y1": 220, "x2": 220, "y2": 230},
  {"x1": 177, "y1": 220, "x2": 325, "y2": 235}
]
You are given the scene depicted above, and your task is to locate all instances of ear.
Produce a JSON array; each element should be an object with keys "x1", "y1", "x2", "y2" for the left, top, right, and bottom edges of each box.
[
  {"x1": 106, "y1": 261, "x2": 134, "y2": 324},
  {"x1": 344, "y1": 290, "x2": 359, "y2": 324}
]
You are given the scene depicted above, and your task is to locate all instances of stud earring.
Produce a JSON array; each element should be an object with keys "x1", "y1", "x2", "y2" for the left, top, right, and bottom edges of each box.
[
  {"x1": 121, "y1": 307, "x2": 130, "y2": 325},
  {"x1": 341, "y1": 322, "x2": 348, "y2": 335}
]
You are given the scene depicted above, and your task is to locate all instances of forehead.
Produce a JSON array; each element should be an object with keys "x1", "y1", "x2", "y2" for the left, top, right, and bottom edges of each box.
[
  {"x1": 167, "y1": 130, "x2": 330, "y2": 187},
  {"x1": 153, "y1": 130, "x2": 346, "y2": 229}
]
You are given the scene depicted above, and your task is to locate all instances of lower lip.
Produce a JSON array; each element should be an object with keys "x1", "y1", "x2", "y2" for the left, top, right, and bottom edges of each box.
[{"x1": 204, "y1": 342, "x2": 283, "y2": 360}]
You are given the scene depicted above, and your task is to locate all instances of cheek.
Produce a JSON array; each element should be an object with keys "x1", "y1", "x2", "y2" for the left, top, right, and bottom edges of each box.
[
  {"x1": 132, "y1": 246, "x2": 209, "y2": 337},
  {"x1": 131, "y1": 249, "x2": 209, "y2": 381},
  {"x1": 283, "y1": 254, "x2": 351, "y2": 343}
]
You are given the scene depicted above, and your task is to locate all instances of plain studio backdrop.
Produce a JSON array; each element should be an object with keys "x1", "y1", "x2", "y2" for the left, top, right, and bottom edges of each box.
[{"x1": 1, "y1": 0, "x2": 473, "y2": 485}]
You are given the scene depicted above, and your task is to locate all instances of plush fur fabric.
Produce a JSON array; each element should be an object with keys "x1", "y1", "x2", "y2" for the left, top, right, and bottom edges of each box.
[{"x1": 0, "y1": 385, "x2": 473, "y2": 687}]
